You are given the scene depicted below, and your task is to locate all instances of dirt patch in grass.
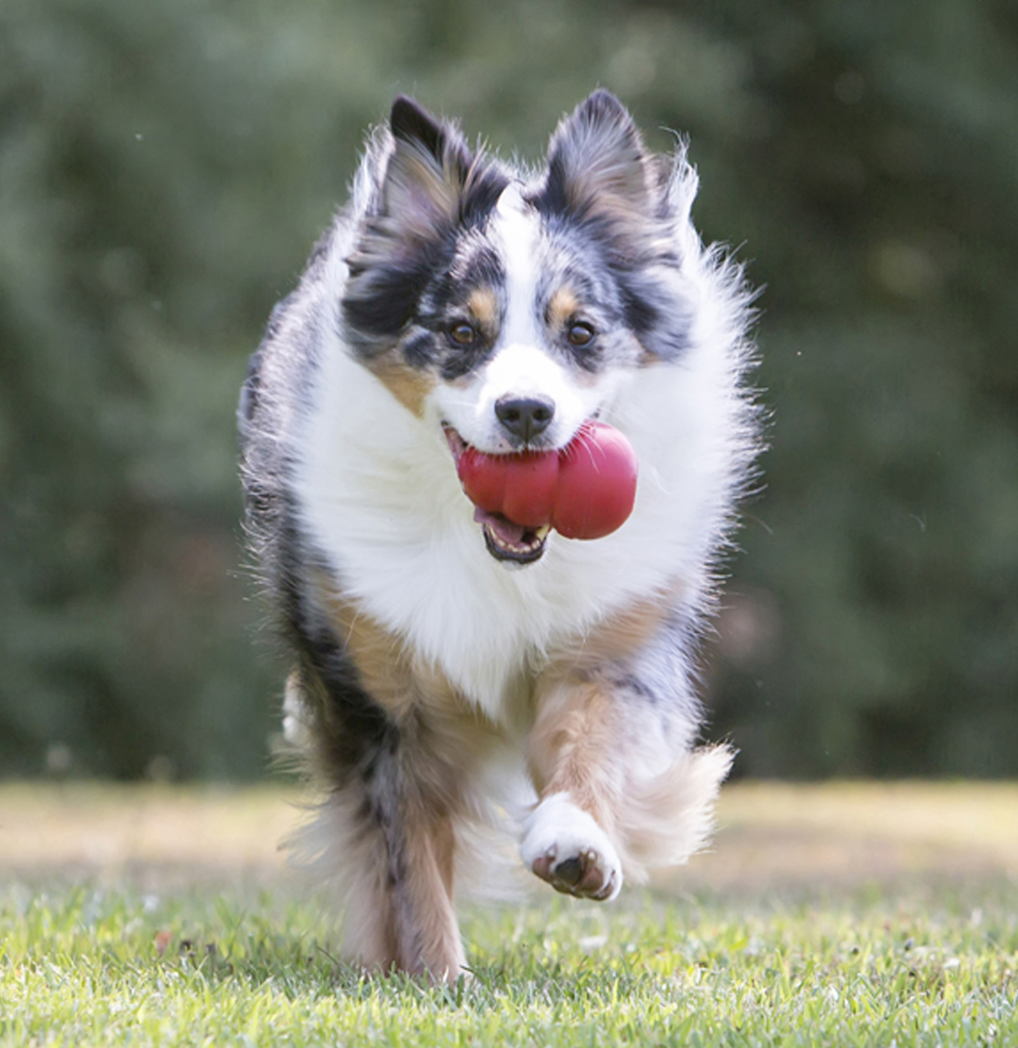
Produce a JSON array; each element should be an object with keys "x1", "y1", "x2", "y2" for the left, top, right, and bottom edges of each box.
[{"x1": 0, "y1": 780, "x2": 1015, "y2": 892}]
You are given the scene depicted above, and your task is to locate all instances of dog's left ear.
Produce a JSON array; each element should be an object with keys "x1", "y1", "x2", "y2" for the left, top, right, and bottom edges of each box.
[
  {"x1": 343, "y1": 98, "x2": 508, "y2": 356},
  {"x1": 541, "y1": 90, "x2": 658, "y2": 220},
  {"x1": 390, "y1": 95, "x2": 451, "y2": 162},
  {"x1": 380, "y1": 96, "x2": 475, "y2": 234}
]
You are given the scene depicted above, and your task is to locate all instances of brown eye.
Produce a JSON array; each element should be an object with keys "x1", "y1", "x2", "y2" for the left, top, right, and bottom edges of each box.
[
  {"x1": 567, "y1": 321, "x2": 595, "y2": 347},
  {"x1": 449, "y1": 322, "x2": 477, "y2": 346}
]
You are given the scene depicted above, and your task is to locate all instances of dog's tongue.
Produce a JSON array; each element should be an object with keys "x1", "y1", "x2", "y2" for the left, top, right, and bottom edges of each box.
[
  {"x1": 472, "y1": 507, "x2": 528, "y2": 546},
  {"x1": 457, "y1": 421, "x2": 639, "y2": 541}
]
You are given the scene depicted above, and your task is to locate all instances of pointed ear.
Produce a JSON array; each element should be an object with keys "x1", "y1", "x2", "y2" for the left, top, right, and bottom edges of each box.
[
  {"x1": 542, "y1": 90, "x2": 656, "y2": 219},
  {"x1": 343, "y1": 99, "x2": 509, "y2": 358},
  {"x1": 390, "y1": 95, "x2": 449, "y2": 161},
  {"x1": 380, "y1": 95, "x2": 474, "y2": 236}
]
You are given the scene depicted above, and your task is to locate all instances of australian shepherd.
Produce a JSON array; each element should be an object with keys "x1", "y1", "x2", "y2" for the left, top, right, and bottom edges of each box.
[{"x1": 239, "y1": 90, "x2": 759, "y2": 980}]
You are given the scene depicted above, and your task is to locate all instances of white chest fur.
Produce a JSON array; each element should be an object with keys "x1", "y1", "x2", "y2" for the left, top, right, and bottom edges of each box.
[{"x1": 293, "y1": 321, "x2": 737, "y2": 724}]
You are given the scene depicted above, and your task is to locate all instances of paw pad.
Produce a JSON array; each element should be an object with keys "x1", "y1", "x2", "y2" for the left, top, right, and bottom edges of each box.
[{"x1": 520, "y1": 796, "x2": 623, "y2": 901}]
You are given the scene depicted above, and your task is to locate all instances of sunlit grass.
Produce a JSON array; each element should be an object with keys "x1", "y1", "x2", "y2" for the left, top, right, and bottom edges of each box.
[{"x1": 1, "y1": 783, "x2": 1016, "y2": 1046}]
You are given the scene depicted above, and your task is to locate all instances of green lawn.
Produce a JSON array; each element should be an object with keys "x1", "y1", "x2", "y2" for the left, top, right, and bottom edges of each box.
[{"x1": 1, "y1": 783, "x2": 1016, "y2": 1046}]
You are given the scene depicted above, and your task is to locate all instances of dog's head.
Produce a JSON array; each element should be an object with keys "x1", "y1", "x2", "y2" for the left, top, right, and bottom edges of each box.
[{"x1": 342, "y1": 91, "x2": 695, "y2": 564}]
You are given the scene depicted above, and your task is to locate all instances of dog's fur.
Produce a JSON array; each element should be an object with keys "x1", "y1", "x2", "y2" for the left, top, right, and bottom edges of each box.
[{"x1": 239, "y1": 91, "x2": 759, "y2": 981}]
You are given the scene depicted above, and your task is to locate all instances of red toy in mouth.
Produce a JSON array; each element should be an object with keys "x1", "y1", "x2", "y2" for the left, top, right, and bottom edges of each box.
[{"x1": 448, "y1": 420, "x2": 639, "y2": 560}]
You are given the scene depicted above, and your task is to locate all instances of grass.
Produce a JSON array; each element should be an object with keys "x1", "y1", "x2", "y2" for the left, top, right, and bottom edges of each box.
[{"x1": 1, "y1": 783, "x2": 1016, "y2": 1047}]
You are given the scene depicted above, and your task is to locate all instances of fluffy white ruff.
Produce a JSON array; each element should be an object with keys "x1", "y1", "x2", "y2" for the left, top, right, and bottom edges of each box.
[{"x1": 293, "y1": 225, "x2": 751, "y2": 728}]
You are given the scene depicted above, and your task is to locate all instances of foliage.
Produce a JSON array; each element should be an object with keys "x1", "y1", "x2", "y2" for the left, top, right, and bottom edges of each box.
[{"x1": 1, "y1": 0, "x2": 1016, "y2": 776}]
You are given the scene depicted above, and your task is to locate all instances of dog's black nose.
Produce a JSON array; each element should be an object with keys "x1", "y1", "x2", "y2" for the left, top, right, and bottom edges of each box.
[{"x1": 495, "y1": 395, "x2": 555, "y2": 443}]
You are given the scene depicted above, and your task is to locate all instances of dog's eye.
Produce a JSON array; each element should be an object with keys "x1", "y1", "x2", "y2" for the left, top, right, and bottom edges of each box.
[
  {"x1": 567, "y1": 322, "x2": 595, "y2": 348},
  {"x1": 449, "y1": 322, "x2": 477, "y2": 346}
]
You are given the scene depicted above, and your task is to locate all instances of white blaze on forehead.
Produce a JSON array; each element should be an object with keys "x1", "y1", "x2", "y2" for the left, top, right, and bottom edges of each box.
[
  {"x1": 429, "y1": 181, "x2": 603, "y2": 451},
  {"x1": 493, "y1": 183, "x2": 542, "y2": 347}
]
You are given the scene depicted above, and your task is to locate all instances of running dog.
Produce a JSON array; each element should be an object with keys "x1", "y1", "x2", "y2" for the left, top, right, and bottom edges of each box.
[{"x1": 239, "y1": 90, "x2": 759, "y2": 980}]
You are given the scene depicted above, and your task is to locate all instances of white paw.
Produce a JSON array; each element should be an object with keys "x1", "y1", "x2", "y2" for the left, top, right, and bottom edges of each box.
[{"x1": 519, "y1": 793, "x2": 623, "y2": 901}]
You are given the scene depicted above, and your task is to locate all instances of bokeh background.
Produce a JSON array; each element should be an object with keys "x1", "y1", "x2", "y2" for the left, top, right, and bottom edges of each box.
[{"x1": 1, "y1": 0, "x2": 1015, "y2": 781}]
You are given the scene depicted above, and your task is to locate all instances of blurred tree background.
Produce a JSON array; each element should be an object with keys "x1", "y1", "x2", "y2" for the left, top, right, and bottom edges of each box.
[{"x1": 1, "y1": 0, "x2": 1015, "y2": 780}]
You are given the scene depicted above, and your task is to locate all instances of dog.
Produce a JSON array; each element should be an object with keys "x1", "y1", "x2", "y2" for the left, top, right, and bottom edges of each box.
[{"x1": 239, "y1": 90, "x2": 759, "y2": 981}]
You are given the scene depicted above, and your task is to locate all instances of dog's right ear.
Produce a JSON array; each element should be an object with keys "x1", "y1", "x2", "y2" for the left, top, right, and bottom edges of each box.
[
  {"x1": 540, "y1": 89, "x2": 658, "y2": 221},
  {"x1": 379, "y1": 96, "x2": 474, "y2": 236}
]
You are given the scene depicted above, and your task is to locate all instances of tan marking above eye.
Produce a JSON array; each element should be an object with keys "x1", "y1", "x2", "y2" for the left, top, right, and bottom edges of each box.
[
  {"x1": 546, "y1": 286, "x2": 582, "y2": 331},
  {"x1": 466, "y1": 287, "x2": 499, "y2": 330}
]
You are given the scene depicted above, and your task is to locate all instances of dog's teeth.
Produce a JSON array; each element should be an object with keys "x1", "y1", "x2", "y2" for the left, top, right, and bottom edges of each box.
[{"x1": 535, "y1": 525, "x2": 551, "y2": 540}]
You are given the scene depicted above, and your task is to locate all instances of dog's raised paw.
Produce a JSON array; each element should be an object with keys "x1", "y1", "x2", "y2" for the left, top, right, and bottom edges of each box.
[
  {"x1": 520, "y1": 793, "x2": 622, "y2": 901},
  {"x1": 531, "y1": 845, "x2": 619, "y2": 900}
]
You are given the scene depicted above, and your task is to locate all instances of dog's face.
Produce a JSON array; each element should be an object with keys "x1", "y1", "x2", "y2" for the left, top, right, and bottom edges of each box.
[{"x1": 342, "y1": 92, "x2": 693, "y2": 564}]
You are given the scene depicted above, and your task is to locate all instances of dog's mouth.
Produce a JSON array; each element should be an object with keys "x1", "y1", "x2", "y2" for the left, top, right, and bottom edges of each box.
[
  {"x1": 476, "y1": 509, "x2": 551, "y2": 564},
  {"x1": 444, "y1": 426, "x2": 551, "y2": 565}
]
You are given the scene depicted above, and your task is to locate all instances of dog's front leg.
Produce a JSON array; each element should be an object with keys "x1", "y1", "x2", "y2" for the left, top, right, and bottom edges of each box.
[
  {"x1": 324, "y1": 737, "x2": 468, "y2": 983},
  {"x1": 380, "y1": 768, "x2": 467, "y2": 980},
  {"x1": 521, "y1": 676, "x2": 628, "y2": 901},
  {"x1": 290, "y1": 655, "x2": 469, "y2": 982},
  {"x1": 520, "y1": 659, "x2": 734, "y2": 901}
]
